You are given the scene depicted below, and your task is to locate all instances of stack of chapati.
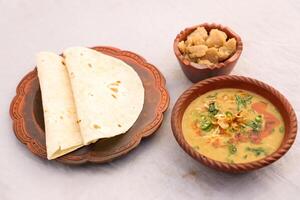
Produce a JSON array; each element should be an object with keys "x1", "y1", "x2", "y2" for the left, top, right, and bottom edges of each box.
[{"x1": 37, "y1": 47, "x2": 144, "y2": 160}]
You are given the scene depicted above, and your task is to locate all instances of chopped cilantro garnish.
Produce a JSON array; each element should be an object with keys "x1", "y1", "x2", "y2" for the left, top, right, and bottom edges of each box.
[
  {"x1": 206, "y1": 93, "x2": 218, "y2": 98},
  {"x1": 228, "y1": 144, "x2": 237, "y2": 155},
  {"x1": 247, "y1": 119, "x2": 262, "y2": 132},
  {"x1": 228, "y1": 127, "x2": 235, "y2": 133},
  {"x1": 235, "y1": 95, "x2": 253, "y2": 111},
  {"x1": 208, "y1": 102, "x2": 219, "y2": 115},
  {"x1": 245, "y1": 147, "x2": 267, "y2": 156},
  {"x1": 225, "y1": 111, "x2": 233, "y2": 117},
  {"x1": 240, "y1": 125, "x2": 247, "y2": 134},
  {"x1": 279, "y1": 126, "x2": 285, "y2": 133},
  {"x1": 226, "y1": 158, "x2": 235, "y2": 164},
  {"x1": 255, "y1": 115, "x2": 262, "y2": 123}
]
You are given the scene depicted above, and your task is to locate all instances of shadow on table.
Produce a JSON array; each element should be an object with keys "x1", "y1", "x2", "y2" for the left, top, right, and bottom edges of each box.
[
  {"x1": 177, "y1": 153, "x2": 281, "y2": 196},
  {"x1": 29, "y1": 125, "x2": 160, "y2": 173}
]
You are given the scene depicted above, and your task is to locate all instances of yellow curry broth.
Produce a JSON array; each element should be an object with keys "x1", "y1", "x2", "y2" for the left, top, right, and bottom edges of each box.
[{"x1": 182, "y1": 88, "x2": 284, "y2": 164}]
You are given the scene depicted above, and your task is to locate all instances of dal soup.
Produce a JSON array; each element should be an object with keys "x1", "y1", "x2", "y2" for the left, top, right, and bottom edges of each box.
[{"x1": 182, "y1": 88, "x2": 285, "y2": 164}]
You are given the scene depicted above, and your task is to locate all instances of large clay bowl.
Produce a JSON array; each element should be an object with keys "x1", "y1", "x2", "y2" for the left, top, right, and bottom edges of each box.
[{"x1": 171, "y1": 75, "x2": 297, "y2": 173}]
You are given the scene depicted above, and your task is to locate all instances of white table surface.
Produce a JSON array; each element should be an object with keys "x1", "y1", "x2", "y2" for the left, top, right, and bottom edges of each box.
[{"x1": 1, "y1": 0, "x2": 300, "y2": 199}]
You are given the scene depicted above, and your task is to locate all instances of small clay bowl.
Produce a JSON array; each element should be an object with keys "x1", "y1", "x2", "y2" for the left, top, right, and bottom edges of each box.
[
  {"x1": 171, "y1": 75, "x2": 297, "y2": 173},
  {"x1": 173, "y1": 23, "x2": 243, "y2": 83}
]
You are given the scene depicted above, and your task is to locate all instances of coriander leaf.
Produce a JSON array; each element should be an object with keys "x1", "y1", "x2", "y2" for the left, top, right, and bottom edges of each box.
[
  {"x1": 255, "y1": 115, "x2": 262, "y2": 123},
  {"x1": 247, "y1": 120, "x2": 262, "y2": 132},
  {"x1": 235, "y1": 95, "x2": 253, "y2": 111},
  {"x1": 228, "y1": 144, "x2": 237, "y2": 155},
  {"x1": 225, "y1": 111, "x2": 233, "y2": 117},
  {"x1": 206, "y1": 93, "x2": 218, "y2": 98},
  {"x1": 279, "y1": 126, "x2": 285, "y2": 133},
  {"x1": 244, "y1": 95, "x2": 253, "y2": 102},
  {"x1": 208, "y1": 102, "x2": 218, "y2": 115},
  {"x1": 245, "y1": 147, "x2": 267, "y2": 156},
  {"x1": 235, "y1": 95, "x2": 245, "y2": 111}
]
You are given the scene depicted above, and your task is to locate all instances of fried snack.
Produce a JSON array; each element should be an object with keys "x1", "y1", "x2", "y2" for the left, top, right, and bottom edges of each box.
[{"x1": 178, "y1": 27, "x2": 237, "y2": 67}]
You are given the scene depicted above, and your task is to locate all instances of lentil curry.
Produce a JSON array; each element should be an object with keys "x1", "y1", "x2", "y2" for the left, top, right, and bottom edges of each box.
[{"x1": 182, "y1": 88, "x2": 285, "y2": 164}]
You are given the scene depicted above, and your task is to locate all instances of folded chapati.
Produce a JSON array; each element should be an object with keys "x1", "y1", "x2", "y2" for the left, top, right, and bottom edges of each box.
[
  {"x1": 63, "y1": 47, "x2": 144, "y2": 145},
  {"x1": 37, "y1": 52, "x2": 83, "y2": 159}
]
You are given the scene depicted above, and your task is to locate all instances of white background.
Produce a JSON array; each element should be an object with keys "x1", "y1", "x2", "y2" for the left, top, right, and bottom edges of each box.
[{"x1": 1, "y1": 0, "x2": 300, "y2": 199}]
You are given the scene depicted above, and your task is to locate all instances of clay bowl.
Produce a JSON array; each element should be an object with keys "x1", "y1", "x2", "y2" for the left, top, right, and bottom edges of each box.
[
  {"x1": 171, "y1": 75, "x2": 297, "y2": 173},
  {"x1": 173, "y1": 23, "x2": 243, "y2": 83},
  {"x1": 10, "y1": 46, "x2": 170, "y2": 164}
]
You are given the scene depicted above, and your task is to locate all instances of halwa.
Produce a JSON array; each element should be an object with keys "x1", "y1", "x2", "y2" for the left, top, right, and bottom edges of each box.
[{"x1": 178, "y1": 27, "x2": 237, "y2": 67}]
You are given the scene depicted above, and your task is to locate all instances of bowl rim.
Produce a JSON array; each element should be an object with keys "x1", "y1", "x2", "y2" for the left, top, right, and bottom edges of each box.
[
  {"x1": 173, "y1": 23, "x2": 243, "y2": 70},
  {"x1": 171, "y1": 75, "x2": 297, "y2": 173}
]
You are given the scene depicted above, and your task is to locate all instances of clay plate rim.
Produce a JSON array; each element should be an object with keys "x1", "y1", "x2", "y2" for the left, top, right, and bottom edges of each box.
[
  {"x1": 173, "y1": 22, "x2": 243, "y2": 70},
  {"x1": 10, "y1": 46, "x2": 170, "y2": 164},
  {"x1": 171, "y1": 75, "x2": 297, "y2": 173}
]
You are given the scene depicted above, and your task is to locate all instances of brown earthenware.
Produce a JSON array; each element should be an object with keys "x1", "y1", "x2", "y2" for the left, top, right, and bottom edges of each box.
[
  {"x1": 171, "y1": 75, "x2": 297, "y2": 173},
  {"x1": 173, "y1": 23, "x2": 243, "y2": 83},
  {"x1": 10, "y1": 46, "x2": 170, "y2": 164}
]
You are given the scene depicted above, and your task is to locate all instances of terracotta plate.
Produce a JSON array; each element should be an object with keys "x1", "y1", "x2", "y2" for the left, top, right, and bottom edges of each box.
[{"x1": 10, "y1": 46, "x2": 169, "y2": 164}]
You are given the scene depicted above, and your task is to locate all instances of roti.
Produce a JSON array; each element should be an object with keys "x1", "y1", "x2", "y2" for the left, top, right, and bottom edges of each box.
[
  {"x1": 63, "y1": 47, "x2": 145, "y2": 145},
  {"x1": 36, "y1": 52, "x2": 83, "y2": 159}
]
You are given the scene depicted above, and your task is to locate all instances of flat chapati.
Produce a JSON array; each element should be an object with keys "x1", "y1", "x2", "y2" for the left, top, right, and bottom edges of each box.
[
  {"x1": 36, "y1": 52, "x2": 83, "y2": 159},
  {"x1": 63, "y1": 47, "x2": 145, "y2": 145}
]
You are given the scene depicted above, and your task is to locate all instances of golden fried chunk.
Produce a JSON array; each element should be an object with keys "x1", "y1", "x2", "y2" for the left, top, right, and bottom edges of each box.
[
  {"x1": 187, "y1": 45, "x2": 208, "y2": 58},
  {"x1": 218, "y1": 38, "x2": 237, "y2": 61},
  {"x1": 186, "y1": 27, "x2": 208, "y2": 46},
  {"x1": 184, "y1": 54, "x2": 197, "y2": 63},
  {"x1": 201, "y1": 47, "x2": 219, "y2": 64},
  {"x1": 177, "y1": 26, "x2": 237, "y2": 67},
  {"x1": 206, "y1": 29, "x2": 227, "y2": 48},
  {"x1": 225, "y1": 38, "x2": 237, "y2": 51},
  {"x1": 186, "y1": 36, "x2": 206, "y2": 46},
  {"x1": 190, "y1": 27, "x2": 208, "y2": 40},
  {"x1": 178, "y1": 41, "x2": 187, "y2": 53},
  {"x1": 197, "y1": 59, "x2": 213, "y2": 66}
]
